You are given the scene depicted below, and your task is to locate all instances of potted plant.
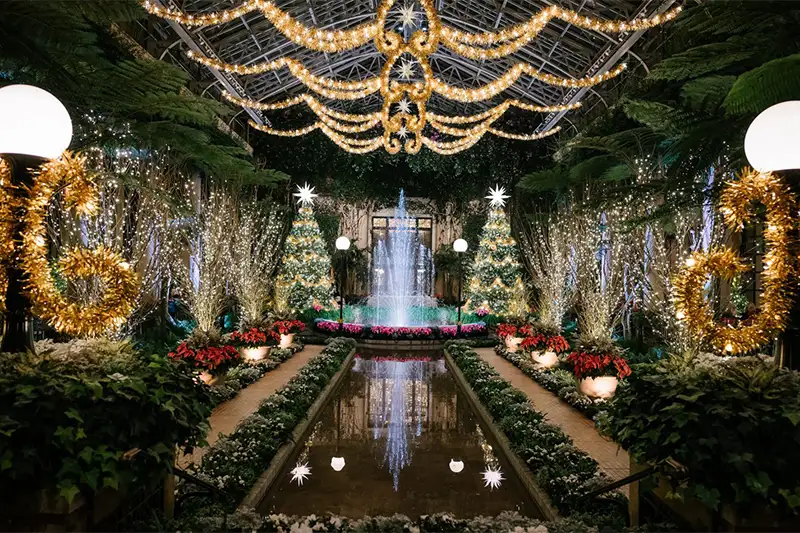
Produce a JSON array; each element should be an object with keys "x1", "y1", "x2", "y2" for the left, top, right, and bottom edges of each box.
[
  {"x1": 496, "y1": 323, "x2": 523, "y2": 352},
  {"x1": 272, "y1": 319, "x2": 305, "y2": 348},
  {"x1": 566, "y1": 339, "x2": 631, "y2": 399},
  {"x1": 228, "y1": 320, "x2": 275, "y2": 362},
  {"x1": 523, "y1": 324, "x2": 570, "y2": 369},
  {"x1": 169, "y1": 328, "x2": 240, "y2": 385}
]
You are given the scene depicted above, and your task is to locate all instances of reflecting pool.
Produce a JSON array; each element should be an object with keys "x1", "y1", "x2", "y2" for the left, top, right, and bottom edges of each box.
[{"x1": 259, "y1": 351, "x2": 541, "y2": 519}]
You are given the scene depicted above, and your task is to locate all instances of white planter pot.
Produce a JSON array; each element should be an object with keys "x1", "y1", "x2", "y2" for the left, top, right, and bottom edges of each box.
[
  {"x1": 533, "y1": 351, "x2": 558, "y2": 369},
  {"x1": 579, "y1": 376, "x2": 619, "y2": 399},
  {"x1": 279, "y1": 333, "x2": 294, "y2": 348},
  {"x1": 199, "y1": 371, "x2": 225, "y2": 387},
  {"x1": 240, "y1": 346, "x2": 269, "y2": 362},
  {"x1": 505, "y1": 336, "x2": 523, "y2": 353}
]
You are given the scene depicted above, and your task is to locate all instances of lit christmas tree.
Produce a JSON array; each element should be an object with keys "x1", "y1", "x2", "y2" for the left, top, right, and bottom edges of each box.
[
  {"x1": 275, "y1": 184, "x2": 335, "y2": 314},
  {"x1": 464, "y1": 186, "x2": 527, "y2": 317}
]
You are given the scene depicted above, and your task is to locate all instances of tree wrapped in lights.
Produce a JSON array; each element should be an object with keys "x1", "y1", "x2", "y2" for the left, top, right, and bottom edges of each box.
[
  {"x1": 231, "y1": 201, "x2": 285, "y2": 329},
  {"x1": 573, "y1": 209, "x2": 637, "y2": 351},
  {"x1": 519, "y1": 211, "x2": 574, "y2": 332},
  {"x1": 275, "y1": 184, "x2": 335, "y2": 315},
  {"x1": 464, "y1": 186, "x2": 527, "y2": 317},
  {"x1": 174, "y1": 190, "x2": 235, "y2": 335},
  {"x1": 39, "y1": 151, "x2": 186, "y2": 337}
]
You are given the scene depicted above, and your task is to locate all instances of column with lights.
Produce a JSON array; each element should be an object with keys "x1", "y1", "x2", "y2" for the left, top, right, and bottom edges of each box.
[
  {"x1": 0, "y1": 85, "x2": 73, "y2": 353},
  {"x1": 275, "y1": 184, "x2": 335, "y2": 315},
  {"x1": 464, "y1": 186, "x2": 527, "y2": 318}
]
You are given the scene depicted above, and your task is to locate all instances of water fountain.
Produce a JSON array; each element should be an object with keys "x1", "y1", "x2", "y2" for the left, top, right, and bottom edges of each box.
[{"x1": 369, "y1": 190, "x2": 436, "y2": 326}]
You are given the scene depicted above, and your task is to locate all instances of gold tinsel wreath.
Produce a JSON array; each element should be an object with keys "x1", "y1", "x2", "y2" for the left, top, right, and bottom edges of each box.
[
  {"x1": 19, "y1": 152, "x2": 138, "y2": 337},
  {"x1": 673, "y1": 168, "x2": 796, "y2": 355},
  {"x1": 0, "y1": 158, "x2": 16, "y2": 309}
]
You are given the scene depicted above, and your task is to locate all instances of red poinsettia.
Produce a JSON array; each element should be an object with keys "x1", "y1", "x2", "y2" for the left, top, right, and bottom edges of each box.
[
  {"x1": 272, "y1": 320, "x2": 306, "y2": 335},
  {"x1": 566, "y1": 350, "x2": 631, "y2": 380},
  {"x1": 518, "y1": 324, "x2": 537, "y2": 337},
  {"x1": 169, "y1": 342, "x2": 240, "y2": 374},
  {"x1": 545, "y1": 335, "x2": 570, "y2": 354},
  {"x1": 496, "y1": 323, "x2": 518, "y2": 338},
  {"x1": 229, "y1": 327, "x2": 273, "y2": 348},
  {"x1": 520, "y1": 334, "x2": 546, "y2": 352}
]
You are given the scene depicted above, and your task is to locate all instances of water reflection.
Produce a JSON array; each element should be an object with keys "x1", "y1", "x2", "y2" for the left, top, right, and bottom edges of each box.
[{"x1": 260, "y1": 352, "x2": 539, "y2": 519}]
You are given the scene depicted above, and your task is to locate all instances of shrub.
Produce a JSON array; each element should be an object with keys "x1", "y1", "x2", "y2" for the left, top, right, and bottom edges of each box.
[
  {"x1": 0, "y1": 347, "x2": 212, "y2": 503},
  {"x1": 603, "y1": 354, "x2": 800, "y2": 513}
]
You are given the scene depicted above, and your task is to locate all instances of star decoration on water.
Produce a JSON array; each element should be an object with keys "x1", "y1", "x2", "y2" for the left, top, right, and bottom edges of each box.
[
  {"x1": 293, "y1": 183, "x2": 318, "y2": 206},
  {"x1": 486, "y1": 185, "x2": 510, "y2": 207},
  {"x1": 397, "y1": 59, "x2": 416, "y2": 80},
  {"x1": 397, "y1": 99, "x2": 412, "y2": 114},
  {"x1": 398, "y1": 3, "x2": 418, "y2": 29},
  {"x1": 397, "y1": 125, "x2": 409, "y2": 138},
  {"x1": 481, "y1": 466, "x2": 504, "y2": 490},
  {"x1": 290, "y1": 462, "x2": 312, "y2": 486}
]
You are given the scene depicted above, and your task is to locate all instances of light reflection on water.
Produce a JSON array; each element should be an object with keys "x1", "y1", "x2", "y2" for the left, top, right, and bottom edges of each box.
[{"x1": 260, "y1": 352, "x2": 539, "y2": 519}]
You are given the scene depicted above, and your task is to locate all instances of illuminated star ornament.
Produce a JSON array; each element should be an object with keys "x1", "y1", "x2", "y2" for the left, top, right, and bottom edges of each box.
[
  {"x1": 486, "y1": 186, "x2": 510, "y2": 207},
  {"x1": 293, "y1": 183, "x2": 318, "y2": 206},
  {"x1": 397, "y1": 99, "x2": 412, "y2": 114},
  {"x1": 397, "y1": 125, "x2": 409, "y2": 138},
  {"x1": 290, "y1": 462, "x2": 312, "y2": 485},
  {"x1": 398, "y1": 3, "x2": 418, "y2": 29},
  {"x1": 481, "y1": 466, "x2": 504, "y2": 490},
  {"x1": 397, "y1": 59, "x2": 416, "y2": 80}
]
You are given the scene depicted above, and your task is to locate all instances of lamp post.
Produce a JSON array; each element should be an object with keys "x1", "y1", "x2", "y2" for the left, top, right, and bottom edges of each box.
[
  {"x1": 0, "y1": 85, "x2": 73, "y2": 354},
  {"x1": 453, "y1": 238, "x2": 468, "y2": 336},
  {"x1": 335, "y1": 236, "x2": 351, "y2": 333}
]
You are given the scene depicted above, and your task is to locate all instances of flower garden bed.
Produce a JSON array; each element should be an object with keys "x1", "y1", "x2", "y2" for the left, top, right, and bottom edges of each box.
[
  {"x1": 207, "y1": 343, "x2": 302, "y2": 405},
  {"x1": 179, "y1": 338, "x2": 356, "y2": 507},
  {"x1": 314, "y1": 318, "x2": 487, "y2": 339},
  {"x1": 446, "y1": 341, "x2": 627, "y2": 527}
]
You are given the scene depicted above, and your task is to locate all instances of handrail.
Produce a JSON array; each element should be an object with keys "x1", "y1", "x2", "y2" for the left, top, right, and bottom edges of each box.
[{"x1": 582, "y1": 466, "x2": 657, "y2": 499}]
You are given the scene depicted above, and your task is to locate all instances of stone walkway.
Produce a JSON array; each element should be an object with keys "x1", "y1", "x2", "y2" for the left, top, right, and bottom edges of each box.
[
  {"x1": 475, "y1": 348, "x2": 630, "y2": 495},
  {"x1": 177, "y1": 344, "x2": 325, "y2": 468}
]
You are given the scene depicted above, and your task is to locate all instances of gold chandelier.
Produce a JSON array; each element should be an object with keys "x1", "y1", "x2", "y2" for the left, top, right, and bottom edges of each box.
[{"x1": 144, "y1": 0, "x2": 681, "y2": 155}]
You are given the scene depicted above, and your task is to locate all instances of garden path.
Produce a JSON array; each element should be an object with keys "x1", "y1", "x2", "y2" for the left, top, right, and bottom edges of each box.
[
  {"x1": 474, "y1": 348, "x2": 630, "y2": 496},
  {"x1": 177, "y1": 344, "x2": 325, "y2": 468}
]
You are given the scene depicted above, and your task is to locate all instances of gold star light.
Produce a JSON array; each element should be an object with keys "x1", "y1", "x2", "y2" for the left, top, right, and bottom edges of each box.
[{"x1": 398, "y1": 3, "x2": 418, "y2": 29}]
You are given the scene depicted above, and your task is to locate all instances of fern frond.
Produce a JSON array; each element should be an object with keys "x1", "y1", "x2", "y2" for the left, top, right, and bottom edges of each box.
[
  {"x1": 723, "y1": 53, "x2": 800, "y2": 115},
  {"x1": 680, "y1": 75, "x2": 736, "y2": 115}
]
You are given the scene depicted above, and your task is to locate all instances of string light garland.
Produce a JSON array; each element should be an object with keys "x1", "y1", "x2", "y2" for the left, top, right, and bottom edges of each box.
[
  {"x1": 20, "y1": 152, "x2": 139, "y2": 337},
  {"x1": 673, "y1": 169, "x2": 797, "y2": 355},
  {"x1": 145, "y1": 0, "x2": 679, "y2": 154}
]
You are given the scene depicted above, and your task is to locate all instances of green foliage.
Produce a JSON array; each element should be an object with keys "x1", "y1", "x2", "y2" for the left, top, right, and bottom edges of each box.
[
  {"x1": 724, "y1": 53, "x2": 800, "y2": 114},
  {"x1": 0, "y1": 347, "x2": 212, "y2": 503},
  {"x1": 603, "y1": 355, "x2": 800, "y2": 512},
  {"x1": 464, "y1": 208, "x2": 526, "y2": 316},
  {"x1": 275, "y1": 206, "x2": 336, "y2": 314}
]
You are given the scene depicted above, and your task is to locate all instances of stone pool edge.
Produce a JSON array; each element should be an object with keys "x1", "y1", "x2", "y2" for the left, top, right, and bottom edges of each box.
[
  {"x1": 443, "y1": 349, "x2": 560, "y2": 521},
  {"x1": 238, "y1": 346, "x2": 358, "y2": 510}
]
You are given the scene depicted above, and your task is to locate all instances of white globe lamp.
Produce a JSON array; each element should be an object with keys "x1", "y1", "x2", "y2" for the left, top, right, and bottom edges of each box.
[
  {"x1": 335, "y1": 236, "x2": 351, "y2": 251},
  {"x1": 330, "y1": 456, "x2": 346, "y2": 471},
  {"x1": 0, "y1": 85, "x2": 73, "y2": 159},
  {"x1": 744, "y1": 101, "x2": 800, "y2": 172},
  {"x1": 449, "y1": 459, "x2": 464, "y2": 473},
  {"x1": 453, "y1": 238, "x2": 468, "y2": 253}
]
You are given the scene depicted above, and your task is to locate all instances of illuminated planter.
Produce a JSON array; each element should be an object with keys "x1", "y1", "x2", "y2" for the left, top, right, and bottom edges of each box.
[
  {"x1": 199, "y1": 371, "x2": 225, "y2": 387},
  {"x1": 579, "y1": 376, "x2": 618, "y2": 399},
  {"x1": 279, "y1": 333, "x2": 294, "y2": 348},
  {"x1": 240, "y1": 346, "x2": 269, "y2": 362},
  {"x1": 532, "y1": 351, "x2": 558, "y2": 369},
  {"x1": 505, "y1": 336, "x2": 523, "y2": 353}
]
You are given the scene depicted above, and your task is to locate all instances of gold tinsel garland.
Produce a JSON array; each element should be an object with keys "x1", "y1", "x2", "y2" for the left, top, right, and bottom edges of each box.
[
  {"x1": 0, "y1": 158, "x2": 16, "y2": 309},
  {"x1": 19, "y1": 153, "x2": 139, "y2": 337},
  {"x1": 673, "y1": 169, "x2": 797, "y2": 355}
]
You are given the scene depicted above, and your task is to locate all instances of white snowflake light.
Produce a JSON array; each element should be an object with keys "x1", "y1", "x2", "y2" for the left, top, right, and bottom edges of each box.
[
  {"x1": 481, "y1": 466, "x2": 504, "y2": 490},
  {"x1": 293, "y1": 182, "x2": 318, "y2": 206},
  {"x1": 398, "y1": 3, "x2": 417, "y2": 29},
  {"x1": 397, "y1": 59, "x2": 416, "y2": 80},
  {"x1": 290, "y1": 462, "x2": 312, "y2": 485},
  {"x1": 397, "y1": 99, "x2": 412, "y2": 114},
  {"x1": 397, "y1": 125, "x2": 409, "y2": 138},
  {"x1": 486, "y1": 185, "x2": 510, "y2": 207}
]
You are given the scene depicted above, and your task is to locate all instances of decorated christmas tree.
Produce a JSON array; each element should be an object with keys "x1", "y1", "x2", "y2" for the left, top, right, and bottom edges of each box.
[
  {"x1": 275, "y1": 184, "x2": 335, "y2": 314},
  {"x1": 465, "y1": 186, "x2": 527, "y2": 317}
]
